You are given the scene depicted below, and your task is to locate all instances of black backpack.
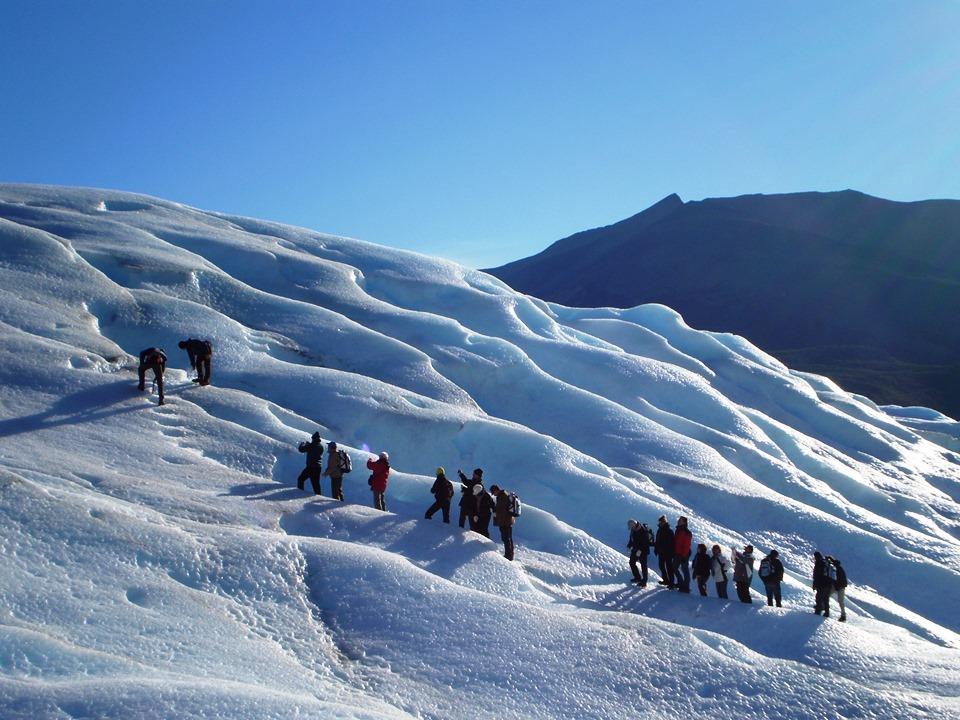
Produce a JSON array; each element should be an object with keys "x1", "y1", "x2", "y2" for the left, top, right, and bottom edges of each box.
[{"x1": 834, "y1": 564, "x2": 848, "y2": 589}]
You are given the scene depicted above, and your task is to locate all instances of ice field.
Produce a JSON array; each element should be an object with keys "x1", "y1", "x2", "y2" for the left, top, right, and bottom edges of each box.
[{"x1": 1, "y1": 184, "x2": 959, "y2": 719}]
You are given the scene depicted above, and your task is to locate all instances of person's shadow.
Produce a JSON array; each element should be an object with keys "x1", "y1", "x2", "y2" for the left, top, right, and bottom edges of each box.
[{"x1": 0, "y1": 378, "x2": 171, "y2": 438}]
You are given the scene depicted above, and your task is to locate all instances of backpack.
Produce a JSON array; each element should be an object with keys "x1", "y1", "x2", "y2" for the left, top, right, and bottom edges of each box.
[
  {"x1": 646, "y1": 527, "x2": 655, "y2": 545},
  {"x1": 200, "y1": 340, "x2": 212, "y2": 356},
  {"x1": 337, "y1": 449, "x2": 352, "y2": 473},
  {"x1": 508, "y1": 493, "x2": 522, "y2": 517},
  {"x1": 827, "y1": 561, "x2": 838, "y2": 582},
  {"x1": 834, "y1": 564, "x2": 848, "y2": 589},
  {"x1": 758, "y1": 558, "x2": 773, "y2": 578}
]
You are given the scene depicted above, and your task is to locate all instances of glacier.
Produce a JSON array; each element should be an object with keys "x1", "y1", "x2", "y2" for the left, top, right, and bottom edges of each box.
[{"x1": 0, "y1": 184, "x2": 958, "y2": 719}]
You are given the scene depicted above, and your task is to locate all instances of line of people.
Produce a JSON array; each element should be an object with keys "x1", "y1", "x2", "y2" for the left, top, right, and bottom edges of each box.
[
  {"x1": 295, "y1": 435, "x2": 521, "y2": 562},
  {"x1": 133, "y1": 346, "x2": 847, "y2": 607},
  {"x1": 627, "y1": 515, "x2": 850, "y2": 619}
]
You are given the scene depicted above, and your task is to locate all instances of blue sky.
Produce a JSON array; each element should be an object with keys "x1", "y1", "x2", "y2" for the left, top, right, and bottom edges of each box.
[{"x1": 2, "y1": 2, "x2": 959, "y2": 268}]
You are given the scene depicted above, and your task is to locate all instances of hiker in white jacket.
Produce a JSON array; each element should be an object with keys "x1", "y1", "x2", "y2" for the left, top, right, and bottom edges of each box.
[{"x1": 711, "y1": 545, "x2": 730, "y2": 599}]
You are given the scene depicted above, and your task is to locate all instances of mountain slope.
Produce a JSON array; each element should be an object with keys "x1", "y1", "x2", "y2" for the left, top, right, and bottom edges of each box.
[
  {"x1": 487, "y1": 190, "x2": 960, "y2": 418},
  {"x1": 1, "y1": 185, "x2": 959, "y2": 719}
]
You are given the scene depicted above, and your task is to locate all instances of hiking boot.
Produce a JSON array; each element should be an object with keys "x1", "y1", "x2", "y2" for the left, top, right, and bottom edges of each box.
[
  {"x1": 158, "y1": 399, "x2": 165, "y2": 406},
  {"x1": 658, "y1": 581, "x2": 670, "y2": 586},
  {"x1": 839, "y1": 615, "x2": 846, "y2": 622}
]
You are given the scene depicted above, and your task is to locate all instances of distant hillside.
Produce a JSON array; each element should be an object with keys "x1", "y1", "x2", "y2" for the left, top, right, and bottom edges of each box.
[{"x1": 488, "y1": 190, "x2": 960, "y2": 418}]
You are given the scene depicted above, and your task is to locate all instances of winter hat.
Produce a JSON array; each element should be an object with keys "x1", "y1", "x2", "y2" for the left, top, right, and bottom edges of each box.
[
  {"x1": 379, "y1": 451, "x2": 389, "y2": 461},
  {"x1": 436, "y1": 467, "x2": 445, "y2": 476},
  {"x1": 658, "y1": 515, "x2": 667, "y2": 524},
  {"x1": 744, "y1": 545, "x2": 753, "y2": 553},
  {"x1": 178, "y1": 340, "x2": 188, "y2": 349},
  {"x1": 329, "y1": 441, "x2": 337, "y2": 449},
  {"x1": 472, "y1": 484, "x2": 484, "y2": 495},
  {"x1": 627, "y1": 519, "x2": 638, "y2": 529},
  {"x1": 312, "y1": 432, "x2": 321, "y2": 441},
  {"x1": 769, "y1": 550, "x2": 779, "y2": 558},
  {"x1": 473, "y1": 468, "x2": 483, "y2": 477}
]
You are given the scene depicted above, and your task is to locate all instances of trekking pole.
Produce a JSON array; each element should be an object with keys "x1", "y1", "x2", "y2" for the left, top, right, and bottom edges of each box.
[{"x1": 150, "y1": 379, "x2": 156, "y2": 394}]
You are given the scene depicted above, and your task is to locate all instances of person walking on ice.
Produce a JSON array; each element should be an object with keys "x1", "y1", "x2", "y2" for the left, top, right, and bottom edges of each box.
[
  {"x1": 367, "y1": 451, "x2": 390, "y2": 511},
  {"x1": 732, "y1": 544, "x2": 755, "y2": 603},
  {"x1": 711, "y1": 545, "x2": 730, "y2": 599},
  {"x1": 626, "y1": 520, "x2": 652, "y2": 586},
  {"x1": 813, "y1": 551, "x2": 832, "y2": 617},
  {"x1": 178, "y1": 338, "x2": 212, "y2": 386},
  {"x1": 828, "y1": 556, "x2": 848, "y2": 622},
  {"x1": 297, "y1": 432, "x2": 324, "y2": 495},
  {"x1": 457, "y1": 468, "x2": 483, "y2": 529},
  {"x1": 692, "y1": 543, "x2": 712, "y2": 596},
  {"x1": 490, "y1": 485, "x2": 518, "y2": 561},
  {"x1": 654, "y1": 516, "x2": 675, "y2": 588},
  {"x1": 673, "y1": 516, "x2": 692, "y2": 593},
  {"x1": 472, "y1": 483, "x2": 495, "y2": 538},
  {"x1": 758, "y1": 549, "x2": 784, "y2": 607},
  {"x1": 323, "y1": 441, "x2": 349, "y2": 501},
  {"x1": 425, "y1": 467, "x2": 454, "y2": 523},
  {"x1": 137, "y1": 347, "x2": 167, "y2": 406}
]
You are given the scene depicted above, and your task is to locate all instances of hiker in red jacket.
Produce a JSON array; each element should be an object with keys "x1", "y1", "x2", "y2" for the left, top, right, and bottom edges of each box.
[
  {"x1": 367, "y1": 452, "x2": 390, "y2": 511},
  {"x1": 672, "y1": 516, "x2": 693, "y2": 593}
]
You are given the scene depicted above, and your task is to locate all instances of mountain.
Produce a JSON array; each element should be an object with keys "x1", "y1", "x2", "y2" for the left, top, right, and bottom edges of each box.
[
  {"x1": 487, "y1": 190, "x2": 960, "y2": 419},
  {"x1": 1, "y1": 184, "x2": 960, "y2": 719}
]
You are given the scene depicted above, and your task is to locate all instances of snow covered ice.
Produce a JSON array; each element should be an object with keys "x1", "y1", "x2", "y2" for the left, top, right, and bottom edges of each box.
[{"x1": 1, "y1": 184, "x2": 958, "y2": 719}]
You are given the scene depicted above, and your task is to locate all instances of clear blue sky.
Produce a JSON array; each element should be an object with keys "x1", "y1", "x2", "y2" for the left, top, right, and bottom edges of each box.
[{"x1": 2, "y1": 1, "x2": 959, "y2": 268}]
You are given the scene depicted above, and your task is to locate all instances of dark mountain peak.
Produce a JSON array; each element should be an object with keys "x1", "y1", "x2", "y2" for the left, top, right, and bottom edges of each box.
[{"x1": 487, "y1": 188, "x2": 960, "y2": 418}]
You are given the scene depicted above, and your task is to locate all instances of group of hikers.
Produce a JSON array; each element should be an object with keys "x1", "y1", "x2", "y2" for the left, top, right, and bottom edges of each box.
[
  {"x1": 295, "y1": 434, "x2": 521, "y2": 561},
  {"x1": 627, "y1": 516, "x2": 849, "y2": 619},
  {"x1": 136, "y1": 339, "x2": 213, "y2": 405},
  {"x1": 133, "y1": 338, "x2": 849, "y2": 613}
]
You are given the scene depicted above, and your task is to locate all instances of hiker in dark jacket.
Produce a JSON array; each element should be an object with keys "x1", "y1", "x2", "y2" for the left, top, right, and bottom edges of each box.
[
  {"x1": 829, "y1": 557, "x2": 848, "y2": 622},
  {"x1": 692, "y1": 543, "x2": 712, "y2": 596},
  {"x1": 732, "y1": 545, "x2": 755, "y2": 603},
  {"x1": 472, "y1": 483, "x2": 495, "y2": 538},
  {"x1": 425, "y1": 467, "x2": 454, "y2": 523},
  {"x1": 490, "y1": 485, "x2": 515, "y2": 560},
  {"x1": 178, "y1": 338, "x2": 212, "y2": 386},
  {"x1": 673, "y1": 516, "x2": 693, "y2": 593},
  {"x1": 367, "y1": 452, "x2": 390, "y2": 511},
  {"x1": 323, "y1": 441, "x2": 345, "y2": 501},
  {"x1": 654, "y1": 516, "x2": 676, "y2": 588},
  {"x1": 759, "y1": 550, "x2": 785, "y2": 607},
  {"x1": 813, "y1": 551, "x2": 832, "y2": 617},
  {"x1": 137, "y1": 347, "x2": 167, "y2": 406},
  {"x1": 627, "y1": 520, "x2": 652, "y2": 586},
  {"x1": 457, "y1": 468, "x2": 483, "y2": 528},
  {"x1": 711, "y1": 545, "x2": 730, "y2": 599},
  {"x1": 297, "y1": 432, "x2": 324, "y2": 495}
]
